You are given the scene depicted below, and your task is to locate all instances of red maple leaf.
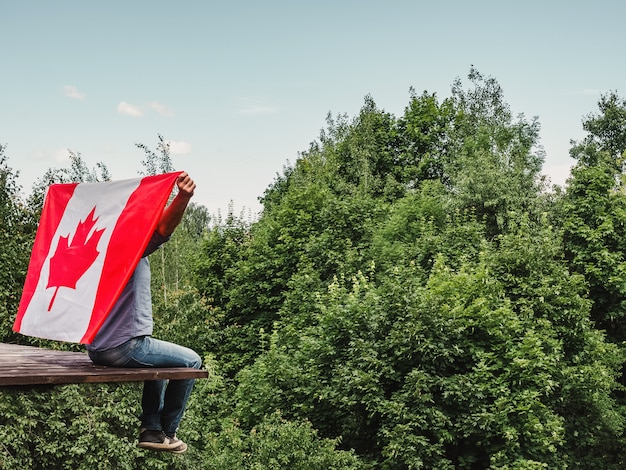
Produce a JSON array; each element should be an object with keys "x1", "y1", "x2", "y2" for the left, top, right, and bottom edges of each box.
[{"x1": 46, "y1": 207, "x2": 106, "y2": 311}]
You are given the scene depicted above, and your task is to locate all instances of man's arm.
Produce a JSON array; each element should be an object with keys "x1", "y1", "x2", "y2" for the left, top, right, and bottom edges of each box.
[{"x1": 156, "y1": 172, "x2": 196, "y2": 237}]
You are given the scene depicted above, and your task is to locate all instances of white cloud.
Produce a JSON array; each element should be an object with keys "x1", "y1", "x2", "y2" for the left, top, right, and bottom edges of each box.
[
  {"x1": 117, "y1": 101, "x2": 144, "y2": 117},
  {"x1": 64, "y1": 85, "x2": 86, "y2": 100},
  {"x1": 117, "y1": 100, "x2": 174, "y2": 117},
  {"x1": 236, "y1": 97, "x2": 280, "y2": 115},
  {"x1": 166, "y1": 140, "x2": 192, "y2": 155},
  {"x1": 148, "y1": 101, "x2": 174, "y2": 116}
]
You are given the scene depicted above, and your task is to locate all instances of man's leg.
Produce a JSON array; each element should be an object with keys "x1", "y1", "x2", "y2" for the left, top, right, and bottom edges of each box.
[
  {"x1": 87, "y1": 338, "x2": 193, "y2": 451},
  {"x1": 141, "y1": 379, "x2": 166, "y2": 431},
  {"x1": 128, "y1": 336, "x2": 202, "y2": 438},
  {"x1": 161, "y1": 377, "x2": 198, "y2": 436}
]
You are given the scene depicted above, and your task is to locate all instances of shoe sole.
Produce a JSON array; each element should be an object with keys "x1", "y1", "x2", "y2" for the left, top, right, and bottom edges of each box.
[
  {"x1": 166, "y1": 442, "x2": 188, "y2": 454},
  {"x1": 137, "y1": 440, "x2": 181, "y2": 451}
]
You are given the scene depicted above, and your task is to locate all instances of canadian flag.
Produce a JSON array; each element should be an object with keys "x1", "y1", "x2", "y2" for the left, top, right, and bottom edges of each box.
[{"x1": 13, "y1": 171, "x2": 182, "y2": 344}]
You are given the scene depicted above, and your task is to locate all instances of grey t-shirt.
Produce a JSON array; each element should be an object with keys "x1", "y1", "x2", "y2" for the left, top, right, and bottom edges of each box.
[{"x1": 86, "y1": 232, "x2": 169, "y2": 352}]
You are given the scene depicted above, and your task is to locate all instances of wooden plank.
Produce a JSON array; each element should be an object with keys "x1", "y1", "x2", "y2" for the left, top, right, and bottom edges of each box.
[{"x1": 0, "y1": 343, "x2": 208, "y2": 386}]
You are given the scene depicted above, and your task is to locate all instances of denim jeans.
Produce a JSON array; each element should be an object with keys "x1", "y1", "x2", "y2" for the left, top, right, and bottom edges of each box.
[{"x1": 88, "y1": 336, "x2": 202, "y2": 436}]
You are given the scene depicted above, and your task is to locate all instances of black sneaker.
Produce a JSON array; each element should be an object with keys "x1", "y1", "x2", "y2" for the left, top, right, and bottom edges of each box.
[{"x1": 137, "y1": 429, "x2": 181, "y2": 451}]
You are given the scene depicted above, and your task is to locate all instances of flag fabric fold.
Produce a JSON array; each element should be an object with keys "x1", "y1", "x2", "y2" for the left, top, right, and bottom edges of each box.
[{"x1": 13, "y1": 172, "x2": 182, "y2": 344}]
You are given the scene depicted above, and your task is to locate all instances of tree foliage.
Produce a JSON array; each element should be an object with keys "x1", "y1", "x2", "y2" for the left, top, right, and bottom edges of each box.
[
  {"x1": 0, "y1": 144, "x2": 37, "y2": 343},
  {"x1": 136, "y1": 134, "x2": 213, "y2": 307},
  {"x1": 561, "y1": 92, "x2": 626, "y2": 341},
  {"x1": 2, "y1": 70, "x2": 626, "y2": 468}
]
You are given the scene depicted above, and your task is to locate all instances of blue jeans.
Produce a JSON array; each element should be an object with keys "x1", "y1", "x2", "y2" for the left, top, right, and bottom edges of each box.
[{"x1": 88, "y1": 336, "x2": 202, "y2": 436}]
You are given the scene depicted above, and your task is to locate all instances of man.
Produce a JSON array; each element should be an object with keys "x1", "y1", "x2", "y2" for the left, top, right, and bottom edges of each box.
[{"x1": 87, "y1": 172, "x2": 202, "y2": 454}]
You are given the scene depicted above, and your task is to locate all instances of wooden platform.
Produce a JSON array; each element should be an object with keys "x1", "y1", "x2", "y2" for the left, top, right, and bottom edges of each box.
[{"x1": 0, "y1": 343, "x2": 208, "y2": 386}]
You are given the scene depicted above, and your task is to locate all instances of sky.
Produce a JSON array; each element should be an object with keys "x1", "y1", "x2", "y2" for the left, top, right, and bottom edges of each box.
[{"x1": 2, "y1": 0, "x2": 625, "y2": 217}]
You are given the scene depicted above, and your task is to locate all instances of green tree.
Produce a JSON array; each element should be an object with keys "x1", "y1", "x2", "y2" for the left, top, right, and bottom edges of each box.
[
  {"x1": 136, "y1": 134, "x2": 175, "y2": 176},
  {"x1": 323, "y1": 95, "x2": 401, "y2": 198},
  {"x1": 212, "y1": 71, "x2": 625, "y2": 468},
  {"x1": 560, "y1": 156, "x2": 626, "y2": 339},
  {"x1": 205, "y1": 116, "x2": 389, "y2": 373},
  {"x1": 0, "y1": 144, "x2": 37, "y2": 343},
  {"x1": 136, "y1": 134, "x2": 211, "y2": 306},
  {"x1": 447, "y1": 68, "x2": 546, "y2": 237},
  {"x1": 570, "y1": 91, "x2": 626, "y2": 165},
  {"x1": 395, "y1": 89, "x2": 455, "y2": 187},
  {"x1": 561, "y1": 92, "x2": 626, "y2": 341},
  {"x1": 199, "y1": 412, "x2": 364, "y2": 469},
  {"x1": 27, "y1": 150, "x2": 110, "y2": 215},
  {"x1": 232, "y1": 212, "x2": 624, "y2": 468}
]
